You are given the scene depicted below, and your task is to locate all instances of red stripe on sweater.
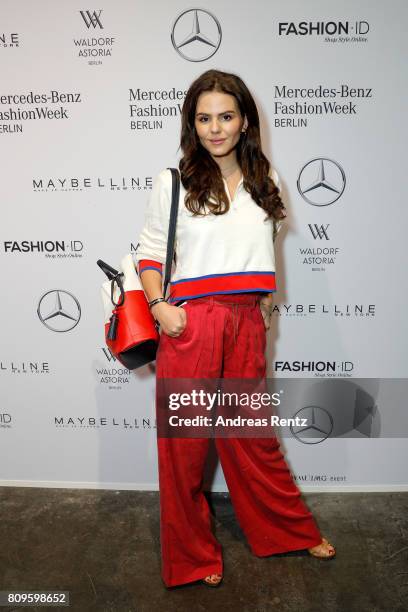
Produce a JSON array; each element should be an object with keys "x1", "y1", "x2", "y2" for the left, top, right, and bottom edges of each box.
[
  {"x1": 168, "y1": 272, "x2": 277, "y2": 302},
  {"x1": 138, "y1": 259, "x2": 163, "y2": 275}
]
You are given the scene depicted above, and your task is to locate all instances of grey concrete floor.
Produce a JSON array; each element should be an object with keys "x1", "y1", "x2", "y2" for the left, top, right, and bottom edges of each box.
[{"x1": 0, "y1": 487, "x2": 407, "y2": 612}]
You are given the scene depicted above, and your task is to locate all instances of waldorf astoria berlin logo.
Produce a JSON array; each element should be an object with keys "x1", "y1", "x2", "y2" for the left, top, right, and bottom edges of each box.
[
  {"x1": 171, "y1": 8, "x2": 222, "y2": 61},
  {"x1": 80, "y1": 10, "x2": 103, "y2": 29}
]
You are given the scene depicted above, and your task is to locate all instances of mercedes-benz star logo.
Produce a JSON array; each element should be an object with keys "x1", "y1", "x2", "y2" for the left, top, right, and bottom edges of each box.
[
  {"x1": 290, "y1": 405, "x2": 334, "y2": 444},
  {"x1": 297, "y1": 158, "x2": 346, "y2": 206},
  {"x1": 37, "y1": 290, "x2": 81, "y2": 332},
  {"x1": 171, "y1": 8, "x2": 222, "y2": 62}
]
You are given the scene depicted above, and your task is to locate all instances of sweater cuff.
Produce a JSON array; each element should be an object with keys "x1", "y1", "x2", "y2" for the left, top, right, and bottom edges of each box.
[{"x1": 138, "y1": 259, "x2": 163, "y2": 276}]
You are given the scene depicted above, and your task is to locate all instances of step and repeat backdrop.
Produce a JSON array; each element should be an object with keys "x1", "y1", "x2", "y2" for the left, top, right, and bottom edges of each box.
[{"x1": 1, "y1": 0, "x2": 407, "y2": 491}]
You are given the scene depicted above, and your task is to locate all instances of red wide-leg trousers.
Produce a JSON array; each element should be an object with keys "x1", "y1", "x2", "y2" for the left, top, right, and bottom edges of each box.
[{"x1": 155, "y1": 292, "x2": 322, "y2": 587}]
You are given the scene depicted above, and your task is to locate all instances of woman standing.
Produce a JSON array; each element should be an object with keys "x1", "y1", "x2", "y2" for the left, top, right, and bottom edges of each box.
[{"x1": 135, "y1": 69, "x2": 335, "y2": 589}]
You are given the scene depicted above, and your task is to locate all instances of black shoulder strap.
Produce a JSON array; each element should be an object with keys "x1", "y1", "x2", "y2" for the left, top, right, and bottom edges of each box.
[{"x1": 163, "y1": 167, "x2": 180, "y2": 301}]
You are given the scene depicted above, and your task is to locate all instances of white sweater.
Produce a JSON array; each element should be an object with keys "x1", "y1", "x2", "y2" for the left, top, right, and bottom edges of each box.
[{"x1": 135, "y1": 167, "x2": 283, "y2": 303}]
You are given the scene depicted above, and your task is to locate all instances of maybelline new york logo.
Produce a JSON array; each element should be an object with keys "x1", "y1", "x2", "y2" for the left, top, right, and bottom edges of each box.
[
  {"x1": 32, "y1": 174, "x2": 152, "y2": 192},
  {"x1": 0, "y1": 32, "x2": 19, "y2": 47},
  {"x1": 0, "y1": 361, "x2": 50, "y2": 375},
  {"x1": 171, "y1": 8, "x2": 222, "y2": 61},
  {"x1": 55, "y1": 415, "x2": 155, "y2": 430},
  {"x1": 272, "y1": 304, "x2": 375, "y2": 318}
]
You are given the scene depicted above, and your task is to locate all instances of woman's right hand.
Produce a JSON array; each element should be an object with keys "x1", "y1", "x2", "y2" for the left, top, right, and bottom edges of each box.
[{"x1": 150, "y1": 302, "x2": 187, "y2": 337}]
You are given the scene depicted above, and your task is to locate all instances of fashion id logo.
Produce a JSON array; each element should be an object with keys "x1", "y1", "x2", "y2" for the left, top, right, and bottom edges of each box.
[{"x1": 3, "y1": 240, "x2": 84, "y2": 258}]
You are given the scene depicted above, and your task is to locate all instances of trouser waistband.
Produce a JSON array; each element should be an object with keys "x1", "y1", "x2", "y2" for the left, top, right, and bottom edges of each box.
[{"x1": 187, "y1": 292, "x2": 262, "y2": 307}]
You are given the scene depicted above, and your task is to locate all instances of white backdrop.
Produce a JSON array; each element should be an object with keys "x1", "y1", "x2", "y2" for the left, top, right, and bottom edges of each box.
[{"x1": 1, "y1": 0, "x2": 407, "y2": 491}]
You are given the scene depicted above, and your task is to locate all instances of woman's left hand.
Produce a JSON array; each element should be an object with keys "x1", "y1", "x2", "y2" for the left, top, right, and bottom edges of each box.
[
  {"x1": 260, "y1": 305, "x2": 272, "y2": 330},
  {"x1": 259, "y1": 295, "x2": 273, "y2": 330}
]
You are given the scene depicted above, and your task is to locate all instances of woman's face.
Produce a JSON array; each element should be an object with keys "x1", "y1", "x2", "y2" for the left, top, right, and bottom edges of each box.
[{"x1": 194, "y1": 90, "x2": 248, "y2": 161}]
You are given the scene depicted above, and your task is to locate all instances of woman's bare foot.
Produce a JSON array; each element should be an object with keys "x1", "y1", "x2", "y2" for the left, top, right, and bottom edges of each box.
[
  {"x1": 308, "y1": 537, "x2": 336, "y2": 559},
  {"x1": 202, "y1": 573, "x2": 223, "y2": 586}
]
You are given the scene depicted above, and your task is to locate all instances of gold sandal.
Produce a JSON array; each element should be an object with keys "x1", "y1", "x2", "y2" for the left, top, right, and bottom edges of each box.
[
  {"x1": 308, "y1": 537, "x2": 336, "y2": 560},
  {"x1": 202, "y1": 573, "x2": 223, "y2": 587}
]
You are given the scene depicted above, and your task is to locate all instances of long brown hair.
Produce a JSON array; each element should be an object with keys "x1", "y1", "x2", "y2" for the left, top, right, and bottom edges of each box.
[{"x1": 178, "y1": 69, "x2": 286, "y2": 222}]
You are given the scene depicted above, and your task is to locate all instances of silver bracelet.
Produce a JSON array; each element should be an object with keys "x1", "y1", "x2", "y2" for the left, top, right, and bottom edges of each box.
[{"x1": 148, "y1": 297, "x2": 166, "y2": 309}]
